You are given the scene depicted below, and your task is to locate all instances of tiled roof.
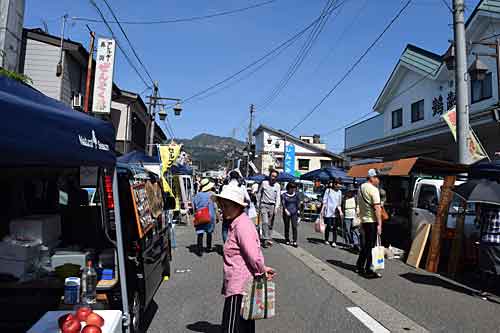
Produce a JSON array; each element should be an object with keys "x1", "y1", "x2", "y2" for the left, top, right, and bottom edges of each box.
[
  {"x1": 478, "y1": 0, "x2": 500, "y2": 14},
  {"x1": 400, "y1": 44, "x2": 442, "y2": 77}
]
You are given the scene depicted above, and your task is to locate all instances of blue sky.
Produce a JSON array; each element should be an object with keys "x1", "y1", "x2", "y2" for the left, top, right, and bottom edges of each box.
[{"x1": 24, "y1": 0, "x2": 480, "y2": 151}]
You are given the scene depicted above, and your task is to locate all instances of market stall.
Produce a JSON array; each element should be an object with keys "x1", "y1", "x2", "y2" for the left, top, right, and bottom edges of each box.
[{"x1": 0, "y1": 76, "x2": 130, "y2": 332}]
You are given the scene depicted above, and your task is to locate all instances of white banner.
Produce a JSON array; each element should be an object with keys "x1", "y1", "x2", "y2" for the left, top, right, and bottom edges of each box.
[{"x1": 92, "y1": 38, "x2": 116, "y2": 114}]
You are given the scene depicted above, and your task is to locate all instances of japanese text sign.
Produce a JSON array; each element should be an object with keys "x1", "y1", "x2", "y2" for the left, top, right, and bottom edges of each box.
[{"x1": 92, "y1": 38, "x2": 116, "y2": 114}]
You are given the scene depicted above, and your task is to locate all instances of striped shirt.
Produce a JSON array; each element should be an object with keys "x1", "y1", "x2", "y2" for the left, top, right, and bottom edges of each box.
[{"x1": 481, "y1": 205, "x2": 500, "y2": 244}]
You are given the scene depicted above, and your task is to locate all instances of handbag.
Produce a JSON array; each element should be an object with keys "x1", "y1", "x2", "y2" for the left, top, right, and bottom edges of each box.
[
  {"x1": 314, "y1": 216, "x2": 326, "y2": 233},
  {"x1": 241, "y1": 276, "x2": 276, "y2": 320},
  {"x1": 193, "y1": 207, "x2": 211, "y2": 226},
  {"x1": 371, "y1": 235, "x2": 385, "y2": 271}
]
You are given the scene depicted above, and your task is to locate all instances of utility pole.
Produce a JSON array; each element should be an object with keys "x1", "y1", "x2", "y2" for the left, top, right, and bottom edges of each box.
[
  {"x1": 246, "y1": 104, "x2": 255, "y2": 177},
  {"x1": 148, "y1": 81, "x2": 159, "y2": 156},
  {"x1": 453, "y1": 0, "x2": 469, "y2": 164},
  {"x1": 83, "y1": 27, "x2": 95, "y2": 113}
]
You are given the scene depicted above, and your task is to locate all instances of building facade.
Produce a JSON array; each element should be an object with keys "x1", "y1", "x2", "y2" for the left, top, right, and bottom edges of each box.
[
  {"x1": 0, "y1": 0, "x2": 24, "y2": 71},
  {"x1": 344, "y1": 0, "x2": 500, "y2": 163},
  {"x1": 254, "y1": 125, "x2": 345, "y2": 175}
]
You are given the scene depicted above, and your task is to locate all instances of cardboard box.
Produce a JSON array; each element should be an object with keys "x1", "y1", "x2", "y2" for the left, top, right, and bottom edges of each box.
[{"x1": 10, "y1": 214, "x2": 61, "y2": 245}]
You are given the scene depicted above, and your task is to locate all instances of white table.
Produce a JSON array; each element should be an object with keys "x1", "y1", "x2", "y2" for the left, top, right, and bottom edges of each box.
[{"x1": 28, "y1": 310, "x2": 122, "y2": 333}]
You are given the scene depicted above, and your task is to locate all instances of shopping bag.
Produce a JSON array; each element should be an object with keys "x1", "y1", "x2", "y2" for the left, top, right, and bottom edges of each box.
[
  {"x1": 193, "y1": 207, "x2": 211, "y2": 226},
  {"x1": 371, "y1": 236, "x2": 385, "y2": 271},
  {"x1": 314, "y1": 216, "x2": 325, "y2": 233},
  {"x1": 352, "y1": 216, "x2": 361, "y2": 228},
  {"x1": 248, "y1": 203, "x2": 258, "y2": 219},
  {"x1": 241, "y1": 276, "x2": 276, "y2": 320}
]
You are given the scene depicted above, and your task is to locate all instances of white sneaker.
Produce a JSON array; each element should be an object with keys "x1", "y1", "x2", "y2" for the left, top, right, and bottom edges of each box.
[
  {"x1": 325, "y1": 241, "x2": 330, "y2": 245},
  {"x1": 331, "y1": 242, "x2": 337, "y2": 248}
]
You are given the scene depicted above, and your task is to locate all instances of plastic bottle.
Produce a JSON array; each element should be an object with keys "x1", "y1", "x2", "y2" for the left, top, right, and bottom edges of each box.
[{"x1": 81, "y1": 260, "x2": 97, "y2": 304}]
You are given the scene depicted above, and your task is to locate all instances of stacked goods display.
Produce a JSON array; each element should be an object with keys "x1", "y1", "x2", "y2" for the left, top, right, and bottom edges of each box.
[{"x1": 58, "y1": 307, "x2": 104, "y2": 333}]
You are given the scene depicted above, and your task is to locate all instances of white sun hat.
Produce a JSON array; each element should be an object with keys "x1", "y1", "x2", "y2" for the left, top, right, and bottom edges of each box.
[{"x1": 212, "y1": 185, "x2": 248, "y2": 207}]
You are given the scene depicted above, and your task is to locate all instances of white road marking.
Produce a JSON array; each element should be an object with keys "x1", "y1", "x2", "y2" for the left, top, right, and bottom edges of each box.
[{"x1": 347, "y1": 307, "x2": 390, "y2": 333}]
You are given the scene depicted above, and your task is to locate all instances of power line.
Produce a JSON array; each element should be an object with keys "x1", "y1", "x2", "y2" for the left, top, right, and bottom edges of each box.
[
  {"x1": 175, "y1": 5, "x2": 344, "y2": 107},
  {"x1": 101, "y1": 0, "x2": 154, "y2": 84},
  {"x1": 75, "y1": 0, "x2": 277, "y2": 25},
  {"x1": 440, "y1": 0, "x2": 453, "y2": 13},
  {"x1": 89, "y1": 0, "x2": 152, "y2": 88},
  {"x1": 288, "y1": 0, "x2": 413, "y2": 134},
  {"x1": 258, "y1": 0, "x2": 345, "y2": 112}
]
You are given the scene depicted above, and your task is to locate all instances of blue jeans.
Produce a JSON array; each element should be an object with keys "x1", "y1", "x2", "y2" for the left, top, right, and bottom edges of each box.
[{"x1": 344, "y1": 218, "x2": 360, "y2": 248}]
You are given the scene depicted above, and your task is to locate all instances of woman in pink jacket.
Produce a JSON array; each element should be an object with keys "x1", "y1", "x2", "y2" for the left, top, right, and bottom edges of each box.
[{"x1": 213, "y1": 186, "x2": 276, "y2": 333}]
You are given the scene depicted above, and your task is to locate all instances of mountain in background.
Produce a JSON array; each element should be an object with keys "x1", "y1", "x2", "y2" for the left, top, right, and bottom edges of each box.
[{"x1": 179, "y1": 133, "x2": 245, "y2": 171}]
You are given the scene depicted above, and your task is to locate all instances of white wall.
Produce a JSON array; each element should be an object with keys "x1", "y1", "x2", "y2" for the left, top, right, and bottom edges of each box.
[{"x1": 0, "y1": 0, "x2": 24, "y2": 71}]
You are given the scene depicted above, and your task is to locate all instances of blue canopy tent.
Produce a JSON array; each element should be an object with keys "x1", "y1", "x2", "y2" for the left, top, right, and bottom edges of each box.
[
  {"x1": 470, "y1": 160, "x2": 500, "y2": 179},
  {"x1": 0, "y1": 76, "x2": 115, "y2": 167},
  {"x1": 118, "y1": 150, "x2": 160, "y2": 164},
  {"x1": 0, "y1": 76, "x2": 133, "y2": 329},
  {"x1": 277, "y1": 172, "x2": 297, "y2": 182},
  {"x1": 300, "y1": 167, "x2": 353, "y2": 183},
  {"x1": 247, "y1": 174, "x2": 267, "y2": 182},
  {"x1": 171, "y1": 164, "x2": 193, "y2": 175}
]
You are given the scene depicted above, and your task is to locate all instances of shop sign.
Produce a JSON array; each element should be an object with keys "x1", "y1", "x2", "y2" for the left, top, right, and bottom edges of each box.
[
  {"x1": 284, "y1": 144, "x2": 295, "y2": 174},
  {"x1": 78, "y1": 130, "x2": 110, "y2": 151},
  {"x1": 92, "y1": 38, "x2": 116, "y2": 114}
]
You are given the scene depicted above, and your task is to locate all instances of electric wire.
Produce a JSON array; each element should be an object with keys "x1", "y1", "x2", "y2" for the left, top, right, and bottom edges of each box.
[
  {"x1": 288, "y1": 0, "x2": 413, "y2": 134},
  {"x1": 172, "y1": 4, "x2": 348, "y2": 107},
  {"x1": 257, "y1": 0, "x2": 345, "y2": 112},
  {"x1": 89, "y1": 0, "x2": 152, "y2": 88},
  {"x1": 101, "y1": 0, "x2": 155, "y2": 84},
  {"x1": 74, "y1": 0, "x2": 276, "y2": 25}
]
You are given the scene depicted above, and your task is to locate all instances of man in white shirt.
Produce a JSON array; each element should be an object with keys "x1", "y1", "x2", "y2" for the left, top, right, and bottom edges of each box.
[
  {"x1": 321, "y1": 178, "x2": 343, "y2": 247},
  {"x1": 257, "y1": 169, "x2": 281, "y2": 248}
]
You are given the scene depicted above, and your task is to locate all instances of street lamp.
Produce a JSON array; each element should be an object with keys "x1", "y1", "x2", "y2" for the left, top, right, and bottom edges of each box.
[{"x1": 173, "y1": 102, "x2": 183, "y2": 116}]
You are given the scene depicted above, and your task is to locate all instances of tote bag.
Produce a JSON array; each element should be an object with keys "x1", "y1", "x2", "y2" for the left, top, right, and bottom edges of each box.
[
  {"x1": 241, "y1": 276, "x2": 276, "y2": 321},
  {"x1": 314, "y1": 216, "x2": 326, "y2": 233},
  {"x1": 371, "y1": 236, "x2": 385, "y2": 271},
  {"x1": 193, "y1": 207, "x2": 211, "y2": 226}
]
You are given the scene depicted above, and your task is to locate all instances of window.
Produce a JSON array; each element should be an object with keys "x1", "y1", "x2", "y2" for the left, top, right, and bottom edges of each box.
[
  {"x1": 417, "y1": 184, "x2": 438, "y2": 211},
  {"x1": 302, "y1": 138, "x2": 311, "y2": 143},
  {"x1": 411, "y1": 100, "x2": 425, "y2": 123},
  {"x1": 321, "y1": 160, "x2": 333, "y2": 169},
  {"x1": 471, "y1": 72, "x2": 492, "y2": 103},
  {"x1": 392, "y1": 108, "x2": 403, "y2": 129},
  {"x1": 298, "y1": 159, "x2": 310, "y2": 171}
]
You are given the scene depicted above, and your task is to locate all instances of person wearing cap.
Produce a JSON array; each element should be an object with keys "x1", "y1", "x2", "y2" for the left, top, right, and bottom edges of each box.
[
  {"x1": 257, "y1": 169, "x2": 281, "y2": 248},
  {"x1": 213, "y1": 186, "x2": 276, "y2": 333},
  {"x1": 343, "y1": 184, "x2": 360, "y2": 251},
  {"x1": 356, "y1": 168, "x2": 383, "y2": 278},
  {"x1": 321, "y1": 178, "x2": 343, "y2": 247},
  {"x1": 192, "y1": 179, "x2": 218, "y2": 256}
]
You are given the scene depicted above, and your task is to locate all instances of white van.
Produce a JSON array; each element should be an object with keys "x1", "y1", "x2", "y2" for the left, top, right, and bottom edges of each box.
[{"x1": 410, "y1": 178, "x2": 478, "y2": 240}]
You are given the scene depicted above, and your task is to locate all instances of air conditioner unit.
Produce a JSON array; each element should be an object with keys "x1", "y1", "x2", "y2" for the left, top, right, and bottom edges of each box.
[{"x1": 72, "y1": 93, "x2": 82, "y2": 108}]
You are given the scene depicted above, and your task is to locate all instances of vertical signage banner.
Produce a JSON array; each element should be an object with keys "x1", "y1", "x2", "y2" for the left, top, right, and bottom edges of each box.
[
  {"x1": 92, "y1": 38, "x2": 116, "y2": 114},
  {"x1": 284, "y1": 144, "x2": 295, "y2": 174},
  {"x1": 159, "y1": 144, "x2": 182, "y2": 195},
  {"x1": 442, "y1": 107, "x2": 488, "y2": 164}
]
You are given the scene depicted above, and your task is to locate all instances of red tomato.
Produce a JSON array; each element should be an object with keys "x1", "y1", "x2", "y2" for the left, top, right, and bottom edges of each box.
[
  {"x1": 76, "y1": 306, "x2": 93, "y2": 321},
  {"x1": 82, "y1": 325, "x2": 103, "y2": 333},
  {"x1": 86, "y1": 312, "x2": 105, "y2": 327},
  {"x1": 58, "y1": 313, "x2": 75, "y2": 329},
  {"x1": 61, "y1": 318, "x2": 81, "y2": 333}
]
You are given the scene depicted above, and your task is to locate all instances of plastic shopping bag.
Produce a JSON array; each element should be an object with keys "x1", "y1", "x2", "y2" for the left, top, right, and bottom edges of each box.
[
  {"x1": 314, "y1": 216, "x2": 326, "y2": 234},
  {"x1": 241, "y1": 276, "x2": 276, "y2": 320},
  {"x1": 371, "y1": 236, "x2": 385, "y2": 271},
  {"x1": 248, "y1": 203, "x2": 258, "y2": 219}
]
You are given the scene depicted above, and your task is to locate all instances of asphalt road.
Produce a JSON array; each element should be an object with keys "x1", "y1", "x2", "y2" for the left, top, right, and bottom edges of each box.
[
  {"x1": 145, "y1": 217, "x2": 500, "y2": 332},
  {"x1": 272, "y1": 218, "x2": 500, "y2": 333},
  {"x1": 146, "y1": 222, "x2": 370, "y2": 333}
]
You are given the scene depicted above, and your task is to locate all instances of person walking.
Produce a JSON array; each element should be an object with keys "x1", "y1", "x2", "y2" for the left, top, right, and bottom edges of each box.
[
  {"x1": 221, "y1": 170, "x2": 251, "y2": 243},
  {"x1": 356, "y1": 169, "x2": 383, "y2": 278},
  {"x1": 343, "y1": 184, "x2": 360, "y2": 251},
  {"x1": 257, "y1": 169, "x2": 281, "y2": 248},
  {"x1": 476, "y1": 203, "x2": 500, "y2": 299},
  {"x1": 321, "y1": 178, "x2": 343, "y2": 247},
  {"x1": 213, "y1": 185, "x2": 276, "y2": 333},
  {"x1": 281, "y1": 182, "x2": 301, "y2": 247},
  {"x1": 192, "y1": 179, "x2": 217, "y2": 256}
]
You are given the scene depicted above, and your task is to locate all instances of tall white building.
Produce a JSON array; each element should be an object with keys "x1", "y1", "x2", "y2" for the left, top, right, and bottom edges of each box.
[{"x1": 0, "y1": 0, "x2": 25, "y2": 71}]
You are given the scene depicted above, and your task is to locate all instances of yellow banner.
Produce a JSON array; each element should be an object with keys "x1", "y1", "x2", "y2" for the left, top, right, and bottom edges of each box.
[
  {"x1": 159, "y1": 144, "x2": 181, "y2": 193},
  {"x1": 442, "y1": 107, "x2": 488, "y2": 164}
]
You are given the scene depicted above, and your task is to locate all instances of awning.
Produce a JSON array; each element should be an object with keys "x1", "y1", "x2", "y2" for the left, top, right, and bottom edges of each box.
[
  {"x1": 0, "y1": 76, "x2": 116, "y2": 167},
  {"x1": 348, "y1": 157, "x2": 467, "y2": 178},
  {"x1": 117, "y1": 150, "x2": 160, "y2": 164}
]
